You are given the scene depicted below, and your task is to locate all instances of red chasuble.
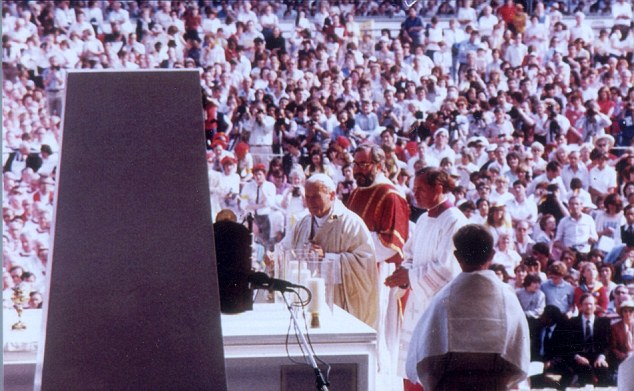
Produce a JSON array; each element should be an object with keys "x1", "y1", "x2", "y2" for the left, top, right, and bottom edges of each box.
[{"x1": 347, "y1": 183, "x2": 410, "y2": 262}]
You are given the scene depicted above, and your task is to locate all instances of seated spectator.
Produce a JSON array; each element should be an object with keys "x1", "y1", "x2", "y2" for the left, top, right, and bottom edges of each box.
[
  {"x1": 525, "y1": 256, "x2": 548, "y2": 283},
  {"x1": 485, "y1": 202, "x2": 512, "y2": 245},
  {"x1": 541, "y1": 261, "x2": 576, "y2": 318},
  {"x1": 574, "y1": 262, "x2": 609, "y2": 317},
  {"x1": 609, "y1": 299, "x2": 634, "y2": 373},
  {"x1": 564, "y1": 293, "x2": 612, "y2": 387},
  {"x1": 529, "y1": 305, "x2": 573, "y2": 389},
  {"x1": 489, "y1": 263, "x2": 511, "y2": 283},
  {"x1": 509, "y1": 264, "x2": 529, "y2": 290},
  {"x1": 492, "y1": 233, "x2": 521, "y2": 277},
  {"x1": 554, "y1": 196, "x2": 598, "y2": 255},
  {"x1": 514, "y1": 220, "x2": 535, "y2": 257},
  {"x1": 606, "y1": 284, "x2": 633, "y2": 320},
  {"x1": 598, "y1": 262, "x2": 618, "y2": 299},
  {"x1": 516, "y1": 273, "x2": 546, "y2": 320}
]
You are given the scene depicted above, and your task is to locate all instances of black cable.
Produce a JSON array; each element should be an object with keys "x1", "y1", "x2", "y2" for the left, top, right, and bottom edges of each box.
[{"x1": 281, "y1": 288, "x2": 332, "y2": 388}]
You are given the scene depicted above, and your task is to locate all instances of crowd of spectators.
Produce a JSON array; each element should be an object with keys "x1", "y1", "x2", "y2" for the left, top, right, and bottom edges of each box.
[{"x1": 3, "y1": 0, "x2": 634, "y2": 387}]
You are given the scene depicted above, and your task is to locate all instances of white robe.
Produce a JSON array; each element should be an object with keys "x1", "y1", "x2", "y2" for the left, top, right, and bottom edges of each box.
[
  {"x1": 281, "y1": 200, "x2": 379, "y2": 328},
  {"x1": 397, "y1": 207, "x2": 469, "y2": 376},
  {"x1": 406, "y1": 270, "x2": 530, "y2": 390},
  {"x1": 618, "y1": 353, "x2": 634, "y2": 391}
]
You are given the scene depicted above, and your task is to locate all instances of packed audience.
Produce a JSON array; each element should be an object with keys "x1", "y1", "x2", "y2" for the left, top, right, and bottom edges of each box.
[{"x1": 3, "y1": 0, "x2": 634, "y2": 388}]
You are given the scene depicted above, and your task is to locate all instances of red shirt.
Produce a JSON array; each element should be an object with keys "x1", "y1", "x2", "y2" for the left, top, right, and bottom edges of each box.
[{"x1": 498, "y1": 4, "x2": 517, "y2": 24}]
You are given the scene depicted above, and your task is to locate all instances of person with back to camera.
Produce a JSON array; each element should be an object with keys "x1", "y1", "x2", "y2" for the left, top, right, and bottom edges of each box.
[{"x1": 405, "y1": 224, "x2": 530, "y2": 390}]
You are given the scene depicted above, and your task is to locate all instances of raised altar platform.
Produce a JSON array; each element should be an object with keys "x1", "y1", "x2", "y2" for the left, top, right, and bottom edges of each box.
[{"x1": 4, "y1": 303, "x2": 376, "y2": 391}]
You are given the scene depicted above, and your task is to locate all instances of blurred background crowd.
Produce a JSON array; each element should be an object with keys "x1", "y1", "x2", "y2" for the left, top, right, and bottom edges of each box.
[{"x1": 2, "y1": 0, "x2": 634, "y2": 387}]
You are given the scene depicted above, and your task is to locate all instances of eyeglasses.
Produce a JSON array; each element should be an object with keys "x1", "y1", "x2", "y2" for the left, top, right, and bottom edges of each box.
[
  {"x1": 616, "y1": 290, "x2": 629, "y2": 295},
  {"x1": 353, "y1": 161, "x2": 373, "y2": 169}
]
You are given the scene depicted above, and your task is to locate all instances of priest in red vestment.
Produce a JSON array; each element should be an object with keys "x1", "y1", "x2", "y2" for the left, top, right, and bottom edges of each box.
[{"x1": 347, "y1": 144, "x2": 410, "y2": 390}]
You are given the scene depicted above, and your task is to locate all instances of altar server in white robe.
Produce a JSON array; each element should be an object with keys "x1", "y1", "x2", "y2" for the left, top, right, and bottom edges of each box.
[
  {"x1": 385, "y1": 167, "x2": 468, "y2": 389},
  {"x1": 281, "y1": 174, "x2": 379, "y2": 328},
  {"x1": 406, "y1": 224, "x2": 530, "y2": 390},
  {"x1": 619, "y1": 353, "x2": 634, "y2": 391}
]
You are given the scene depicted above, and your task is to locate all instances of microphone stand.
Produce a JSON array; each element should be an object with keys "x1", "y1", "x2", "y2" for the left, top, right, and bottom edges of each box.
[{"x1": 281, "y1": 291, "x2": 330, "y2": 391}]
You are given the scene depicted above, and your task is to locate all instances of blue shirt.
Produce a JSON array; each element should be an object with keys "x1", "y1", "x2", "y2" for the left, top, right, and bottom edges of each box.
[{"x1": 540, "y1": 279, "x2": 574, "y2": 314}]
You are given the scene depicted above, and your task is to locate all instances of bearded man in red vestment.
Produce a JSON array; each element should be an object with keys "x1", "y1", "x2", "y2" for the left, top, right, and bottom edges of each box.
[{"x1": 347, "y1": 144, "x2": 410, "y2": 389}]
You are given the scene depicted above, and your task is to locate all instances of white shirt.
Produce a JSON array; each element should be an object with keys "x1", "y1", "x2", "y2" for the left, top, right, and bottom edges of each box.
[
  {"x1": 527, "y1": 173, "x2": 568, "y2": 199},
  {"x1": 612, "y1": 0, "x2": 633, "y2": 25},
  {"x1": 588, "y1": 165, "x2": 617, "y2": 194},
  {"x1": 427, "y1": 144, "x2": 456, "y2": 164},
  {"x1": 555, "y1": 214, "x2": 598, "y2": 253},
  {"x1": 562, "y1": 164, "x2": 589, "y2": 191},
  {"x1": 505, "y1": 197, "x2": 538, "y2": 224},
  {"x1": 248, "y1": 116, "x2": 275, "y2": 146},
  {"x1": 241, "y1": 180, "x2": 275, "y2": 215},
  {"x1": 478, "y1": 14, "x2": 498, "y2": 36}
]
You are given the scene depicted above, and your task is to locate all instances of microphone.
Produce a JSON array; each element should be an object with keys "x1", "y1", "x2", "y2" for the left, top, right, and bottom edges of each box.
[{"x1": 248, "y1": 272, "x2": 302, "y2": 292}]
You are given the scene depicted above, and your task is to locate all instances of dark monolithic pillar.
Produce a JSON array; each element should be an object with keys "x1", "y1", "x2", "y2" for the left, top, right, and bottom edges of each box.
[{"x1": 35, "y1": 70, "x2": 227, "y2": 391}]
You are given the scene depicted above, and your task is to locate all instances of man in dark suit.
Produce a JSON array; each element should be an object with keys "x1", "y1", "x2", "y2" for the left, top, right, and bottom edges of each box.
[
  {"x1": 281, "y1": 138, "x2": 306, "y2": 177},
  {"x1": 530, "y1": 305, "x2": 573, "y2": 388},
  {"x1": 3, "y1": 143, "x2": 42, "y2": 175},
  {"x1": 565, "y1": 293, "x2": 612, "y2": 387}
]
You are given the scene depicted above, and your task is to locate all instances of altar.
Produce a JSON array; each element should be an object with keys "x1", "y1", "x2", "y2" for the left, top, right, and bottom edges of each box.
[{"x1": 4, "y1": 303, "x2": 377, "y2": 391}]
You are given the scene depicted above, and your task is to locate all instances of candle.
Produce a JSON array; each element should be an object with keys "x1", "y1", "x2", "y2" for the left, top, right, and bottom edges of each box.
[{"x1": 307, "y1": 277, "x2": 325, "y2": 314}]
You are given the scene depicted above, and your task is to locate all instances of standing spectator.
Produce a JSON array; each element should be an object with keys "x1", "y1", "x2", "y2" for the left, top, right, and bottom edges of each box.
[
  {"x1": 528, "y1": 161, "x2": 568, "y2": 200},
  {"x1": 514, "y1": 220, "x2": 536, "y2": 257},
  {"x1": 562, "y1": 149, "x2": 589, "y2": 192},
  {"x1": 575, "y1": 100, "x2": 612, "y2": 143},
  {"x1": 241, "y1": 163, "x2": 275, "y2": 249},
  {"x1": 427, "y1": 128, "x2": 456, "y2": 164},
  {"x1": 503, "y1": 33, "x2": 527, "y2": 68},
  {"x1": 598, "y1": 263, "x2": 619, "y2": 298},
  {"x1": 42, "y1": 55, "x2": 66, "y2": 116},
  {"x1": 259, "y1": 4, "x2": 278, "y2": 42},
  {"x1": 3, "y1": 143, "x2": 41, "y2": 176},
  {"x1": 247, "y1": 104, "x2": 275, "y2": 164},
  {"x1": 354, "y1": 99, "x2": 380, "y2": 138},
  {"x1": 612, "y1": 0, "x2": 633, "y2": 37},
  {"x1": 401, "y1": 7, "x2": 423, "y2": 48}
]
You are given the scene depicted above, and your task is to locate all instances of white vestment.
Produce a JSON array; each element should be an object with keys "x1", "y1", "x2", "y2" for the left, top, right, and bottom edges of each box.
[
  {"x1": 618, "y1": 353, "x2": 634, "y2": 390},
  {"x1": 406, "y1": 270, "x2": 530, "y2": 390},
  {"x1": 397, "y1": 207, "x2": 468, "y2": 376},
  {"x1": 281, "y1": 200, "x2": 379, "y2": 328}
]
